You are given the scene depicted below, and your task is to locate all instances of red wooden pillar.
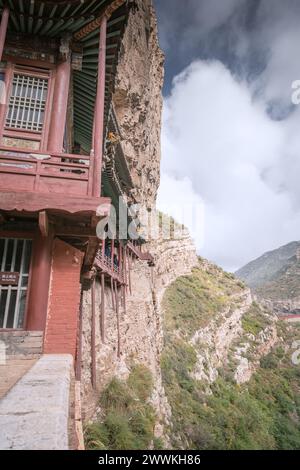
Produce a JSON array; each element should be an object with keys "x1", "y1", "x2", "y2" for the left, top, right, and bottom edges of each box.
[
  {"x1": 48, "y1": 58, "x2": 71, "y2": 153},
  {"x1": 92, "y1": 15, "x2": 107, "y2": 197},
  {"x1": 26, "y1": 232, "x2": 53, "y2": 331},
  {"x1": 0, "y1": 6, "x2": 9, "y2": 61}
]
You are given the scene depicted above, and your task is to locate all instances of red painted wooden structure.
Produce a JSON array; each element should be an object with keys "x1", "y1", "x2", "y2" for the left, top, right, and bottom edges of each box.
[{"x1": 0, "y1": 1, "x2": 154, "y2": 388}]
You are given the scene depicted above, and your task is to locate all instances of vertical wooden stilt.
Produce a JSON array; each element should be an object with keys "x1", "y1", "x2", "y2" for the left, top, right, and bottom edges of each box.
[
  {"x1": 128, "y1": 252, "x2": 132, "y2": 295},
  {"x1": 100, "y1": 273, "x2": 105, "y2": 343},
  {"x1": 122, "y1": 284, "x2": 126, "y2": 312},
  {"x1": 110, "y1": 275, "x2": 115, "y2": 310},
  {"x1": 124, "y1": 246, "x2": 128, "y2": 292},
  {"x1": 91, "y1": 279, "x2": 96, "y2": 389},
  {"x1": 115, "y1": 281, "x2": 121, "y2": 358}
]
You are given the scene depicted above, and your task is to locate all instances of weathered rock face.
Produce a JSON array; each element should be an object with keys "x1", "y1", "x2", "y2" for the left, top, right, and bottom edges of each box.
[
  {"x1": 81, "y1": 231, "x2": 198, "y2": 428},
  {"x1": 80, "y1": 0, "x2": 171, "y2": 427},
  {"x1": 190, "y1": 288, "x2": 253, "y2": 384},
  {"x1": 113, "y1": 0, "x2": 164, "y2": 208},
  {"x1": 261, "y1": 297, "x2": 300, "y2": 316}
]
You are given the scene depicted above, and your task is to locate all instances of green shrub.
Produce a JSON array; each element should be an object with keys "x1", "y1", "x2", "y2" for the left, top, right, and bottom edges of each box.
[
  {"x1": 85, "y1": 365, "x2": 157, "y2": 450},
  {"x1": 242, "y1": 303, "x2": 271, "y2": 335}
]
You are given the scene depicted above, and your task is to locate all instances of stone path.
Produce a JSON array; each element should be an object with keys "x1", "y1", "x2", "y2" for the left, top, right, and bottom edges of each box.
[
  {"x1": 0, "y1": 358, "x2": 37, "y2": 400},
  {"x1": 0, "y1": 354, "x2": 73, "y2": 450}
]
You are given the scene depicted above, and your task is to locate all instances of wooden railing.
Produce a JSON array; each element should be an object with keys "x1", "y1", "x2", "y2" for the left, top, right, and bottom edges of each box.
[
  {"x1": 127, "y1": 241, "x2": 154, "y2": 265},
  {"x1": 0, "y1": 146, "x2": 94, "y2": 197},
  {"x1": 95, "y1": 251, "x2": 125, "y2": 284}
]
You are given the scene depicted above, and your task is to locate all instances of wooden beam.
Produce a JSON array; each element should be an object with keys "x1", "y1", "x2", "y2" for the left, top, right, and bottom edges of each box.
[
  {"x1": 0, "y1": 190, "x2": 111, "y2": 216},
  {"x1": 38, "y1": 211, "x2": 49, "y2": 237},
  {"x1": 0, "y1": 6, "x2": 9, "y2": 61},
  {"x1": 74, "y1": 0, "x2": 126, "y2": 41}
]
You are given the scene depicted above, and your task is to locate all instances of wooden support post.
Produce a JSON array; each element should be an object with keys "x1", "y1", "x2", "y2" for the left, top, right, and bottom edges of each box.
[
  {"x1": 91, "y1": 279, "x2": 96, "y2": 389},
  {"x1": 115, "y1": 281, "x2": 121, "y2": 358},
  {"x1": 128, "y1": 252, "x2": 132, "y2": 295},
  {"x1": 124, "y1": 246, "x2": 127, "y2": 287},
  {"x1": 48, "y1": 57, "x2": 71, "y2": 152},
  {"x1": 118, "y1": 243, "x2": 121, "y2": 278},
  {"x1": 122, "y1": 284, "x2": 126, "y2": 313},
  {"x1": 100, "y1": 273, "x2": 105, "y2": 343},
  {"x1": 0, "y1": 6, "x2": 9, "y2": 61},
  {"x1": 92, "y1": 15, "x2": 107, "y2": 197},
  {"x1": 110, "y1": 275, "x2": 115, "y2": 310}
]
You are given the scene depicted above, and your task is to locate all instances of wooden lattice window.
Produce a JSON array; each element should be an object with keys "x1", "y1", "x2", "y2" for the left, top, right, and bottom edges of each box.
[
  {"x1": 5, "y1": 73, "x2": 48, "y2": 132},
  {"x1": 0, "y1": 63, "x2": 52, "y2": 151}
]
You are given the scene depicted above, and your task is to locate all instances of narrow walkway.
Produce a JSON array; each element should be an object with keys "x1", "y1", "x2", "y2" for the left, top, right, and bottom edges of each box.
[
  {"x1": 0, "y1": 354, "x2": 73, "y2": 450},
  {"x1": 0, "y1": 358, "x2": 37, "y2": 400}
]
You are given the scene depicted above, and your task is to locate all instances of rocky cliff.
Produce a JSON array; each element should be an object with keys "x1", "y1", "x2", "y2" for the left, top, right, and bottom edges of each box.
[
  {"x1": 81, "y1": 227, "x2": 198, "y2": 428},
  {"x1": 113, "y1": 0, "x2": 164, "y2": 208},
  {"x1": 82, "y1": 2, "x2": 300, "y2": 451}
]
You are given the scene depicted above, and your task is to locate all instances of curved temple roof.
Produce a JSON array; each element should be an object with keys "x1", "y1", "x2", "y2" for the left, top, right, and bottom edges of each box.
[{"x1": 0, "y1": 0, "x2": 132, "y2": 153}]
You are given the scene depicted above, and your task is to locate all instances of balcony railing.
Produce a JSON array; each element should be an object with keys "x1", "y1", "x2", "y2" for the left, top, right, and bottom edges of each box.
[
  {"x1": 0, "y1": 146, "x2": 93, "y2": 197},
  {"x1": 127, "y1": 241, "x2": 154, "y2": 266},
  {"x1": 95, "y1": 251, "x2": 125, "y2": 284}
]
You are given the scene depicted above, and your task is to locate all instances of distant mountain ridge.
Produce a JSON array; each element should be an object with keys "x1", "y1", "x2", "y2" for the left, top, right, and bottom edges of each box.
[
  {"x1": 236, "y1": 241, "x2": 300, "y2": 315},
  {"x1": 236, "y1": 241, "x2": 300, "y2": 288}
]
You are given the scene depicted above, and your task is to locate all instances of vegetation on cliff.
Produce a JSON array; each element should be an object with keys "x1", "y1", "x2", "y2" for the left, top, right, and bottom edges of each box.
[
  {"x1": 85, "y1": 365, "x2": 162, "y2": 450},
  {"x1": 163, "y1": 259, "x2": 245, "y2": 336},
  {"x1": 162, "y1": 259, "x2": 300, "y2": 449}
]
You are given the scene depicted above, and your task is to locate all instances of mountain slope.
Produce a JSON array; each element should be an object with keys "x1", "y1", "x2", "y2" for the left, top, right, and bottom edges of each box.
[
  {"x1": 236, "y1": 241, "x2": 300, "y2": 288},
  {"x1": 236, "y1": 241, "x2": 300, "y2": 315},
  {"x1": 161, "y1": 258, "x2": 300, "y2": 450}
]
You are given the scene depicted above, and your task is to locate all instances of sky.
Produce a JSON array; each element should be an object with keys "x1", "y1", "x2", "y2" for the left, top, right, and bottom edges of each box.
[{"x1": 154, "y1": 0, "x2": 300, "y2": 272}]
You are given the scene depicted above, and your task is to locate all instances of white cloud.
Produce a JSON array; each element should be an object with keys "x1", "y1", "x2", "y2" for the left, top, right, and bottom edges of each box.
[{"x1": 157, "y1": 60, "x2": 300, "y2": 271}]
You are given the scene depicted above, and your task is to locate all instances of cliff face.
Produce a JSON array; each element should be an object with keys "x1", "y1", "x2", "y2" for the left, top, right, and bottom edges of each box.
[
  {"x1": 113, "y1": 0, "x2": 164, "y2": 208},
  {"x1": 81, "y1": 230, "x2": 198, "y2": 428},
  {"x1": 161, "y1": 259, "x2": 300, "y2": 449},
  {"x1": 82, "y1": 3, "x2": 300, "y2": 450},
  {"x1": 81, "y1": 2, "x2": 179, "y2": 424}
]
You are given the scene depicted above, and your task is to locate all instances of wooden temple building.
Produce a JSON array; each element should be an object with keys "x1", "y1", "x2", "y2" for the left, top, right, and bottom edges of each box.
[{"x1": 0, "y1": 0, "x2": 154, "y2": 379}]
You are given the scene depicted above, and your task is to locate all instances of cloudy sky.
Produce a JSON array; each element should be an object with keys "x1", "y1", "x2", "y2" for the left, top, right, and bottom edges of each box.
[{"x1": 154, "y1": 0, "x2": 300, "y2": 272}]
